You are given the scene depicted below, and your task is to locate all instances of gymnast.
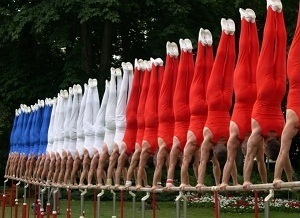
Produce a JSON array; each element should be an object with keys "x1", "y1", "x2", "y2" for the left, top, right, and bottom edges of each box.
[
  {"x1": 243, "y1": 0, "x2": 290, "y2": 189},
  {"x1": 220, "y1": 8, "x2": 260, "y2": 189},
  {"x1": 197, "y1": 18, "x2": 236, "y2": 189}
]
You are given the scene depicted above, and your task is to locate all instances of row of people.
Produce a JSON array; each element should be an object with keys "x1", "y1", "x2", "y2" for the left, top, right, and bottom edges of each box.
[{"x1": 5, "y1": 0, "x2": 298, "y2": 190}]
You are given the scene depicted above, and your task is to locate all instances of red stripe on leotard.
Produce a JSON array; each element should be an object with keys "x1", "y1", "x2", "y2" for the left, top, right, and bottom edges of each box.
[
  {"x1": 123, "y1": 67, "x2": 144, "y2": 155},
  {"x1": 173, "y1": 49, "x2": 194, "y2": 150},
  {"x1": 205, "y1": 32, "x2": 236, "y2": 143},
  {"x1": 158, "y1": 55, "x2": 179, "y2": 150},
  {"x1": 231, "y1": 19, "x2": 259, "y2": 140},
  {"x1": 188, "y1": 42, "x2": 214, "y2": 146},
  {"x1": 143, "y1": 64, "x2": 164, "y2": 154},
  {"x1": 252, "y1": 8, "x2": 286, "y2": 137}
]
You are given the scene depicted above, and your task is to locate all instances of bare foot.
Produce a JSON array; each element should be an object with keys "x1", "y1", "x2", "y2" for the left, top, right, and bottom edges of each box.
[{"x1": 243, "y1": 181, "x2": 252, "y2": 190}]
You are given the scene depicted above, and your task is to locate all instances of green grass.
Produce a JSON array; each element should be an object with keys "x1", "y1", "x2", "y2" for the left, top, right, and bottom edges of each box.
[{"x1": 5, "y1": 199, "x2": 300, "y2": 218}]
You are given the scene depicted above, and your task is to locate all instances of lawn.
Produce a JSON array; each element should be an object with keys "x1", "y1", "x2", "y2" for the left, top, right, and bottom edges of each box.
[{"x1": 4, "y1": 199, "x2": 300, "y2": 218}]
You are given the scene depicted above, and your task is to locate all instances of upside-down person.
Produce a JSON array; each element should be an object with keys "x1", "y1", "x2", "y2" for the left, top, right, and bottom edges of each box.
[
  {"x1": 33, "y1": 98, "x2": 53, "y2": 182},
  {"x1": 97, "y1": 69, "x2": 122, "y2": 185},
  {"x1": 125, "y1": 60, "x2": 151, "y2": 188},
  {"x1": 70, "y1": 84, "x2": 88, "y2": 185},
  {"x1": 152, "y1": 42, "x2": 179, "y2": 190},
  {"x1": 54, "y1": 87, "x2": 73, "y2": 184},
  {"x1": 63, "y1": 85, "x2": 83, "y2": 185},
  {"x1": 180, "y1": 28, "x2": 214, "y2": 189},
  {"x1": 7, "y1": 106, "x2": 23, "y2": 177},
  {"x1": 40, "y1": 98, "x2": 57, "y2": 182},
  {"x1": 197, "y1": 18, "x2": 236, "y2": 189},
  {"x1": 51, "y1": 90, "x2": 69, "y2": 184},
  {"x1": 136, "y1": 58, "x2": 164, "y2": 189},
  {"x1": 165, "y1": 38, "x2": 194, "y2": 188},
  {"x1": 106, "y1": 62, "x2": 134, "y2": 186},
  {"x1": 243, "y1": 0, "x2": 290, "y2": 189},
  {"x1": 85, "y1": 81, "x2": 109, "y2": 185},
  {"x1": 273, "y1": 2, "x2": 300, "y2": 188},
  {"x1": 25, "y1": 100, "x2": 44, "y2": 180},
  {"x1": 114, "y1": 60, "x2": 145, "y2": 187},
  {"x1": 220, "y1": 8, "x2": 261, "y2": 189},
  {"x1": 79, "y1": 79, "x2": 100, "y2": 185}
]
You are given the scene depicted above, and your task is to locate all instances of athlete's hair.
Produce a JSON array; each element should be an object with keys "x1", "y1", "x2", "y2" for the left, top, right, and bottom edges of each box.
[
  {"x1": 265, "y1": 138, "x2": 280, "y2": 161},
  {"x1": 214, "y1": 143, "x2": 227, "y2": 167}
]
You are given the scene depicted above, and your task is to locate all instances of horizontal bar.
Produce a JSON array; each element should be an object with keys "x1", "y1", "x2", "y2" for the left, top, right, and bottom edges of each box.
[{"x1": 4, "y1": 176, "x2": 300, "y2": 192}]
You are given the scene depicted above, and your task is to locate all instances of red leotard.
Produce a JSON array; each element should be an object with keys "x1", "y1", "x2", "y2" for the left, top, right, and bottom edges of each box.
[
  {"x1": 188, "y1": 43, "x2": 214, "y2": 145},
  {"x1": 231, "y1": 19, "x2": 259, "y2": 140},
  {"x1": 123, "y1": 67, "x2": 144, "y2": 155},
  {"x1": 252, "y1": 8, "x2": 286, "y2": 137},
  {"x1": 205, "y1": 32, "x2": 236, "y2": 143},
  {"x1": 158, "y1": 55, "x2": 179, "y2": 150},
  {"x1": 287, "y1": 9, "x2": 300, "y2": 121},
  {"x1": 173, "y1": 49, "x2": 194, "y2": 151},
  {"x1": 136, "y1": 68, "x2": 151, "y2": 146},
  {"x1": 143, "y1": 64, "x2": 164, "y2": 154}
]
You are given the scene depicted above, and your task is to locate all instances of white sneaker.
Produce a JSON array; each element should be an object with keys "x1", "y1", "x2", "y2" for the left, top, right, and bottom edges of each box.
[
  {"x1": 227, "y1": 19, "x2": 235, "y2": 35},
  {"x1": 126, "y1": 62, "x2": 133, "y2": 71},
  {"x1": 184, "y1": 38, "x2": 193, "y2": 52},
  {"x1": 77, "y1": 84, "x2": 82, "y2": 94},
  {"x1": 171, "y1": 42, "x2": 179, "y2": 57},
  {"x1": 221, "y1": 18, "x2": 230, "y2": 34},
  {"x1": 155, "y1": 58, "x2": 164, "y2": 66},
  {"x1": 69, "y1": 87, "x2": 73, "y2": 96},
  {"x1": 150, "y1": 57, "x2": 157, "y2": 66},
  {"x1": 115, "y1": 68, "x2": 122, "y2": 77},
  {"x1": 166, "y1": 41, "x2": 171, "y2": 55},
  {"x1": 121, "y1": 62, "x2": 127, "y2": 71},
  {"x1": 198, "y1": 28, "x2": 206, "y2": 46},
  {"x1": 204, "y1": 29, "x2": 213, "y2": 46},
  {"x1": 246, "y1": 8, "x2": 256, "y2": 23},
  {"x1": 179, "y1": 38, "x2": 186, "y2": 51},
  {"x1": 239, "y1": 8, "x2": 251, "y2": 22},
  {"x1": 110, "y1": 67, "x2": 116, "y2": 76}
]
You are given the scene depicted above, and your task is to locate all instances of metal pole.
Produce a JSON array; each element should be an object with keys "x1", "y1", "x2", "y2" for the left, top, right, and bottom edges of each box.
[
  {"x1": 120, "y1": 189, "x2": 124, "y2": 218},
  {"x1": 264, "y1": 189, "x2": 274, "y2": 218},
  {"x1": 111, "y1": 189, "x2": 116, "y2": 218},
  {"x1": 129, "y1": 191, "x2": 136, "y2": 218},
  {"x1": 22, "y1": 183, "x2": 29, "y2": 218},
  {"x1": 46, "y1": 187, "x2": 51, "y2": 218},
  {"x1": 52, "y1": 188, "x2": 59, "y2": 218},
  {"x1": 40, "y1": 187, "x2": 46, "y2": 217},
  {"x1": 67, "y1": 188, "x2": 71, "y2": 218},
  {"x1": 175, "y1": 191, "x2": 187, "y2": 218},
  {"x1": 2, "y1": 179, "x2": 8, "y2": 218},
  {"x1": 214, "y1": 191, "x2": 220, "y2": 218},
  {"x1": 254, "y1": 191, "x2": 259, "y2": 218},
  {"x1": 14, "y1": 181, "x2": 21, "y2": 218},
  {"x1": 79, "y1": 189, "x2": 87, "y2": 218},
  {"x1": 96, "y1": 190, "x2": 105, "y2": 218},
  {"x1": 141, "y1": 192, "x2": 150, "y2": 218}
]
